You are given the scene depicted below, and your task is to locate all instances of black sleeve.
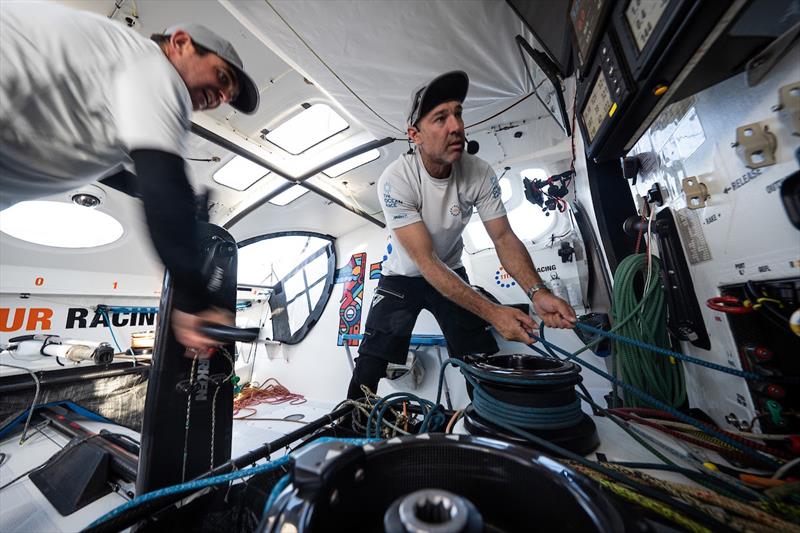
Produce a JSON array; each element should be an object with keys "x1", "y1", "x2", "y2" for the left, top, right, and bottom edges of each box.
[{"x1": 131, "y1": 149, "x2": 210, "y2": 313}]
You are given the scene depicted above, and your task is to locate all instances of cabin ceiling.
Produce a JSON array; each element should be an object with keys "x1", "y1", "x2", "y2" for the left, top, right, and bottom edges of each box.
[{"x1": 2, "y1": 0, "x2": 571, "y2": 277}]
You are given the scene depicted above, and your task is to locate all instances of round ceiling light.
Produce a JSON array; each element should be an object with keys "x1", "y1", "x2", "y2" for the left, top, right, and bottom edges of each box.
[{"x1": 0, "y1": 201, "x2": 124, "y2": 248}]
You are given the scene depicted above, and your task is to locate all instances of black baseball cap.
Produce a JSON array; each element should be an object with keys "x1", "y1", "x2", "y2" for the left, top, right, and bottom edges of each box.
[{"x1": 406, "y1": 70, "x2": 469, "y2": 128}]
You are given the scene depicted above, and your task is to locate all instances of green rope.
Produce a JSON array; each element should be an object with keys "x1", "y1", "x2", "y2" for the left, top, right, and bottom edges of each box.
[{"x1": 611, "y1": 254, "x2": 686, "y2": 408}]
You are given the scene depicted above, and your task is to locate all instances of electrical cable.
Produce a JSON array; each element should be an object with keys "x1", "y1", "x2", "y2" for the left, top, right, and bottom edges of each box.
[
  {"x1": 772, "y1": 457, "x2": 800, "y2": 480},
  {"x1": 264, "y1": 1, "x2": 403, "y2": 134},
  {"x1": 464, "y1": 91, "x2": 538, "y2": 131},
  {"x1": 0, "y1": 363, "x2": 41, "y2": 445},
  {"x1": 744, "y1": 281, "x2": 792, "y2": 332}
]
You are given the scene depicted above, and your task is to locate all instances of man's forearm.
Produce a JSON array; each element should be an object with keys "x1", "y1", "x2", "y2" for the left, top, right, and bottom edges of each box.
[
  {"x1": 494, "y1": 232, "x2": 544, "y2": 294},
  {"x1": 417, "y1": 256, "x2": 497, "y2": 319},
  {"x1": 131, "y1": 149, "x2": 209, "y2": 312}
]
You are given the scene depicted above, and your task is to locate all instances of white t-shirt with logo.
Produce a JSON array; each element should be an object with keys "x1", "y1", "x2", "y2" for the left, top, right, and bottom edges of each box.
[
  {"x1": 379, "y1": 150, "x2": 506, "y2": 277},
  {"x1": 0, "y1": 2, "x2": 191, "y2": 209}
]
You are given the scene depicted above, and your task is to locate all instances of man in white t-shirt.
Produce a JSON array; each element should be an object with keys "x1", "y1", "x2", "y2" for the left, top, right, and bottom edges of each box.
[
  {"x1": 347, "y1": 71, "x2": 576, "y2": 400},
  {"x1": 0, "y1": 3, "x2": 260, "y2": 350}
]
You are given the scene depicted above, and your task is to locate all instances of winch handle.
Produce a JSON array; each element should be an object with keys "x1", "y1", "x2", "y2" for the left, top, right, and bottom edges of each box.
[{"x1": 199, "y1": 325, "x2": 260, "y2": 343}]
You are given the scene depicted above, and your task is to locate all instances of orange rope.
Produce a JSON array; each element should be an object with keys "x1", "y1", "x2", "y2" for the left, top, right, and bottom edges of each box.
[{"x1": 233, "y1": 378, "x2": 306, "y2": 416}]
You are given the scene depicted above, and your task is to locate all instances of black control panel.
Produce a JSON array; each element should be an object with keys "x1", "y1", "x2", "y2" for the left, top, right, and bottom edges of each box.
[
  {"x1": 580, "y1": 34, "x2": 633, "y2": 147},
  {"x1": 571, "y1": 0, "x2": 796, "y2": 162},
  {"x1": 570, "y1": 0, "x2": 612, "y2": 77}
]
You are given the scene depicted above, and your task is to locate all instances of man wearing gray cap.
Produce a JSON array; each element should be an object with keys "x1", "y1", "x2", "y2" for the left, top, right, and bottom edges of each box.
[
  {"x1": 346, "y1": 71, "x2": 576, "y2": 401},
  {"x1": 0, "y1": 3, "x2": 260, "y2": 349}
]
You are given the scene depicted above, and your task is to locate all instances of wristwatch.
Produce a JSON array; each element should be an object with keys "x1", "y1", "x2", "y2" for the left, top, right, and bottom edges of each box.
[{"x1": 526, "y1": 282, "x2": 549, "y2": 301}]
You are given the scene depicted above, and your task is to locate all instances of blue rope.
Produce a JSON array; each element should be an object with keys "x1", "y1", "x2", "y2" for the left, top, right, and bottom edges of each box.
[
  {"x1": 575, "y1": 322, "x2": 799, "y2": 384},
  {"x1": 87, "y1": 437, "x2": 380, "y2": 530},
  {"x1": 526, "y1": 332, "x2": 781, "y2": 469},
  {"x1": 263, "y1": 474, "x2": 291, "y2": 515},
  {"x1": 86, "y1": 456, "x2": 292, "y2": 528}
]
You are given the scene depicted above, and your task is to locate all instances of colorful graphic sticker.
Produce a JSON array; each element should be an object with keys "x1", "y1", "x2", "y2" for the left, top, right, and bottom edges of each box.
[
  {"x1": 495, "y1": 265, "x2": 516, "y2": 289},
  {"x1": 337, "y1": 253, "x2": 366, "y2": 346},
  {"x1": 369, "y1": 262, "x2": 382, "y2": 279}
]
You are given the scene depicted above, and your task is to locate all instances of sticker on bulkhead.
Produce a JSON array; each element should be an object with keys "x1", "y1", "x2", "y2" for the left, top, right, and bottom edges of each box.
[{"x1": 675, "y1": 208, "x2": 712, "y2": 264}]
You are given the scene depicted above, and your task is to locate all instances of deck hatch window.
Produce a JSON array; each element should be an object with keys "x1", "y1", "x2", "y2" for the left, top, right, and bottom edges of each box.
[
  {"x1": 213, "y1": 155, "x2": 270, "y2": 191},
  {"x1": 268, "y1": 185, "x2": 310, "y2": 206},
  {"x1": 322, "y1": 148, "x2": 381, "y2": 178},
  {"x1": 265, "y1": 104, "x2": 349, "y2": 155}
]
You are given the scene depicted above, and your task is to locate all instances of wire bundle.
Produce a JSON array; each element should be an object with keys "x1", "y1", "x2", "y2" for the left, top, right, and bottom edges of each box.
[
  {"x1": 233, "y1": 378, "x2": 306, "y2": 418},
  {"x1": 611, "y1": 253, "x2": 686, "y2": 408}
]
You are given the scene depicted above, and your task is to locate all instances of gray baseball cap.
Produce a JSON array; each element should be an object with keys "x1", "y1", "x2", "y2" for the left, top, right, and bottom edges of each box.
[
  {"x1": 163, "y1": 23, "x2": 259, "y2": 115},
  {"x1": 407, "y1": 71, "x2": 469, "y2": 128}
]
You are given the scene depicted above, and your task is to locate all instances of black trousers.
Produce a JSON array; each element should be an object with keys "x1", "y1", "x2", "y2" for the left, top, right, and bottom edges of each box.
[{"x1": 346, "y1": 268, "x2": 497, "y2": 400}]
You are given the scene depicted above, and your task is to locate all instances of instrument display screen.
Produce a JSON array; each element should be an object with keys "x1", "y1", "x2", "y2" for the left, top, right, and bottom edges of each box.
[
  {"x1": 582, "y1": 71, "x2": 613, "y2": 141},
  {"x1": 625, "y1": 0, "x2": 670, "y2": 51},
  {"x1": 570, "y1": 0, "x2": 605, "y2": 64}
]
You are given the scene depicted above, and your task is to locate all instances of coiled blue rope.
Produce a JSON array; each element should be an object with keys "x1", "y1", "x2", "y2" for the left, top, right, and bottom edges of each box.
[
  {"x1": 438, "y1": 358, "x2": 584, "y2": 431},
  {"x1": 575, "y1": 322, "x2": 799, "y2": 384}
]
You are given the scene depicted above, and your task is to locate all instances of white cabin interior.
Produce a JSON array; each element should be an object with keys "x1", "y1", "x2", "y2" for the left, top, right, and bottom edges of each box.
[{"x1": 1, "y1": 1, "x2": 799, "y2": 532}]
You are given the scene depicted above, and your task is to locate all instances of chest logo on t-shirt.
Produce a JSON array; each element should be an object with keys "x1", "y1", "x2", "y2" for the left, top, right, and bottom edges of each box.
[{"x1": 449, "y1": 203, "x2": 461, "y2": 217}]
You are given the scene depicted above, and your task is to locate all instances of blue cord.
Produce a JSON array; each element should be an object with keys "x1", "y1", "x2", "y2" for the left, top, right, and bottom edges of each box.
[
  {"x1": 88, "y1": 437, "x2": 380, "y2": 530},
  {"x1": 86, "y1": 456, "x2": 292, "y2": 528},
  {"x1": 263, "y1": 474, "x2": 291, "y2": 516},
  {"x1": 525, "y1": 332, "x2": 781, "y2": 469},
  {"x1": 575, "y1": 322, "x2": 798, "y2": 384},
  {"x1": 97, "y1": 307, "x2": 123, "y2": 353}
]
